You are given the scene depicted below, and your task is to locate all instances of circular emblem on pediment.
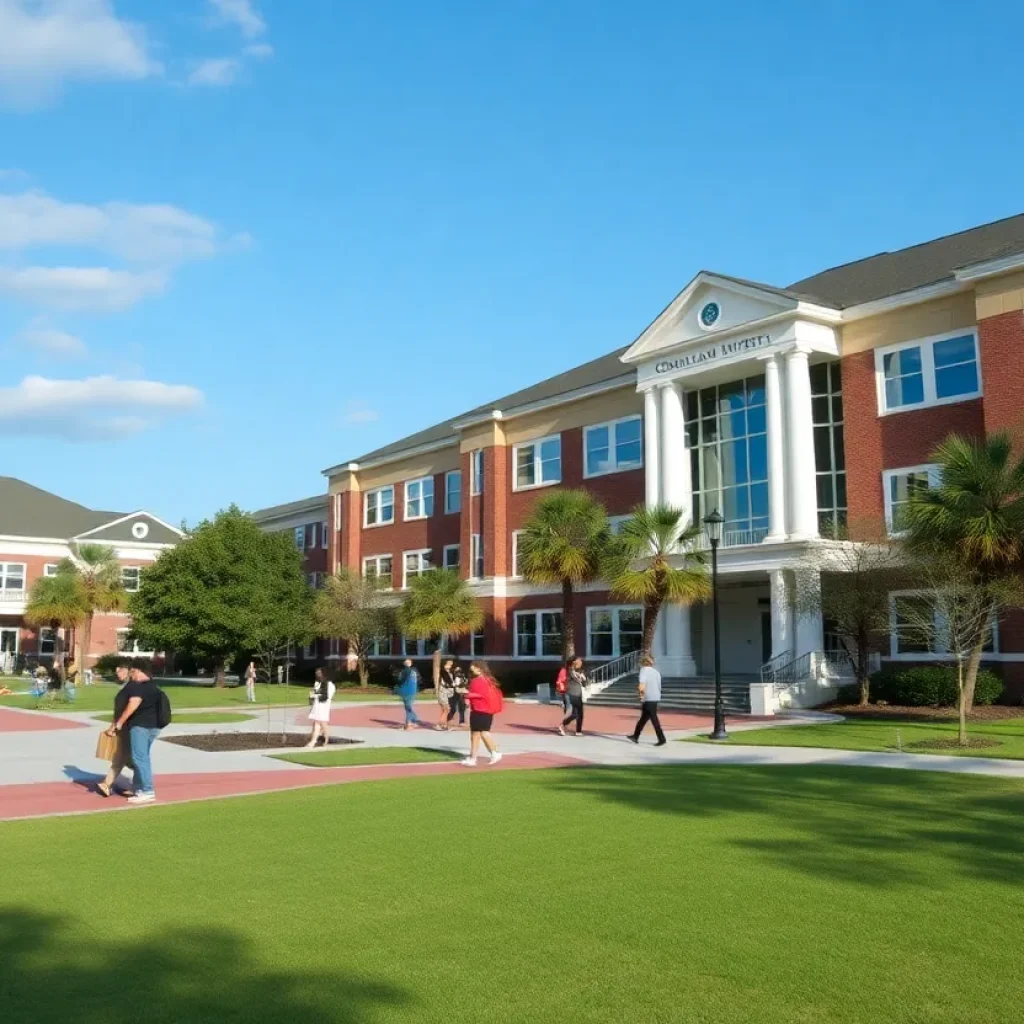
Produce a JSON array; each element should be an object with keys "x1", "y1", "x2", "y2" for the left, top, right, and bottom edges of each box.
[
  {"x1": 132, "y1": 521, "x2": 149, "y2": 540},
  {"x1": 699, "y1": 301, "x2": 721, "y2": 329}
]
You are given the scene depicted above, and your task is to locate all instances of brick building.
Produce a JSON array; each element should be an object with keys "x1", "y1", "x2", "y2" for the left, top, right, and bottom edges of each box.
[
  {"x1": 255, "y1": 214, "x2": 1024, "y2": 706},
  {"x1": 0, "y1": 477, "x2": 182, "y2": 672}
]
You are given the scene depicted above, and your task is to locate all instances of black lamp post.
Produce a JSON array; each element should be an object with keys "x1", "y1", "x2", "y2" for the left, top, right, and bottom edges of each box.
[{"x1": 703, "y1": 509, "x2": 728, "y2": 741}]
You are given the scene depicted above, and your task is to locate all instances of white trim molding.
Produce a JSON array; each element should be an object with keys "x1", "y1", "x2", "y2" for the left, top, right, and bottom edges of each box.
[{"x1": 874, "y1": 328, "x2": 982, "y2": 416}]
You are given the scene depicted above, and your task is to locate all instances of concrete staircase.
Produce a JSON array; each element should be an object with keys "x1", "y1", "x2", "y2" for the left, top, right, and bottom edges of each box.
[{"x1": 588, "y1": 674, "x2": 754, "y2": 714}]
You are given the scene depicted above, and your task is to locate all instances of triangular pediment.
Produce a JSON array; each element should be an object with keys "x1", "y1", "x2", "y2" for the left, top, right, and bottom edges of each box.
[
  {"x1": 74, "y1": 511, "x2": 182, "y2": 546},
  {"x1": 621, "y1": 272, "x2": 803, "y2": 364}
]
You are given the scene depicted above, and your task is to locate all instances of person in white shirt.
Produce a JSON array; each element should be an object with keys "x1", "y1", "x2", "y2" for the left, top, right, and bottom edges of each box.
[
  {"x1": 628, "y1": 655, "x2": 666, "y2": 746},
  {"x1": 305, "y1": 668, "x2": 336, "y2": 748}
]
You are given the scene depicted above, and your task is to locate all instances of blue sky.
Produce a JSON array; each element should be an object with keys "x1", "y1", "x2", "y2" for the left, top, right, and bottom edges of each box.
[{"x1": 2, "y1": 0, "x2": 1023, "y2": 525}]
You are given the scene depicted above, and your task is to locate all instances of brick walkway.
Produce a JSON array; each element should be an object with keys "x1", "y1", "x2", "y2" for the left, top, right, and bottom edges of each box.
[{"x1": 0, "y1": 707, "x2": 87, "y2": 733}]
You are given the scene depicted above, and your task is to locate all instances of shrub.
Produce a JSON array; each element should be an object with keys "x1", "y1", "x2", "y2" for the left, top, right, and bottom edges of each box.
[
  {"x1": 868, "y1": 666, "x2": 1004, "y2": 706},
  {"x1": 836, "y1": 683, "x2": 861, "y2": 705},
  {"x1": 91, "y1": 654, "x2": 155, "y2": 680}
]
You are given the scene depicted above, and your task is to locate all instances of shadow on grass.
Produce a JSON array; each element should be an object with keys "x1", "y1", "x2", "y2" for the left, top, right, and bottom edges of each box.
[
  {"x1": 0, "y1": 908, "x2": 411, "y2": 1024},
  {"x1": 545, "y1": 763, "x2": 1024, "y2": 889}
]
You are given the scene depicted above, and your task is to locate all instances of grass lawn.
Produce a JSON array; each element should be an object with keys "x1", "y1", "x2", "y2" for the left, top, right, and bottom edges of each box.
[
  {"x1": 272, "y1": 746, "x2": 460, "y2": 767},
  {"x1": 2, "y1": 765, "x2": 1023, "y2": 1023},
  {"x1": 689, "y1": 716, "x2": 1024, "y2": 759},
  {"x1": 91, "y1": 712, "x2": 254, "y2": 725}
]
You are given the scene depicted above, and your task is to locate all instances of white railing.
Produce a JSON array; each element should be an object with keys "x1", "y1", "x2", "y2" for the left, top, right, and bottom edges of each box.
[
  {"x1": 694, "y1": 527, "x2": 770, "y2": 550},
  {"x1": 586, "y1": 649, "x2": 640, "y2": 699},
  {"x1": 0, "y1": 589, "x2": 26, "y2": 603},
  {"x1": 760, "y1": 648, "x2": 855, "y2": 694}
]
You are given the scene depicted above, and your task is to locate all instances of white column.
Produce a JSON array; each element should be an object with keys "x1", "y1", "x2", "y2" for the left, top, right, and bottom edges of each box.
[
  {"x1": 643, "y1": 387, "x2": 661, "y2": 508},
  {"x1": 793, "y1": 567, "x2": 824, "y2": 656},
  {"x1": 768, "y1": 568, "x2": 793, "y2": 659},
  {"x1": 784, "y1": 347, "x2": 819, "y2": 540},
  {"x1": 762, "y1": 354, "x2": 787, "y2": 541}
]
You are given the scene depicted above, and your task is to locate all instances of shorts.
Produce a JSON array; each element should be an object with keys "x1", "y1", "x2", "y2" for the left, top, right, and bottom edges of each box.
[{"x1": 469, "y1": 711, "x2": 493, "y2": 732}]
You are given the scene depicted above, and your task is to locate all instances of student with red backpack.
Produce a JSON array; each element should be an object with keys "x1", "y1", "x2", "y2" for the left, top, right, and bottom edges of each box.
[{"x1": 460, "y1": 660, "x2": 503, "y2": 767}]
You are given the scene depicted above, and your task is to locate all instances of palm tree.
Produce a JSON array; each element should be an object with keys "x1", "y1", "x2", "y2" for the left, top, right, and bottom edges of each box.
[
  {"x1": 903, "y1": 432, "x2": 1024, "y2": 714},
  {"x1": 604, "y1": 504, "x2": 711, "y2": 660},
  {"x1": 517, "y1": 490, "x2": 611, "y2": 658},
  {"x1": 59, "y1": 543, "x2": 128, "y2": 673},
  {"x1": 397, "y1": 570, "x2": 483, "y2": 683},
  {"x1": 24, "y1": 572, "x2": 87, "y2": 684}
]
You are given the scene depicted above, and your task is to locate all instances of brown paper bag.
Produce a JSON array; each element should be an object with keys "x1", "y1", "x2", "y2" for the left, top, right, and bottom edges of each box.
[{"x1": 95, "y1": 730, "x2": 118, "y2": 762}]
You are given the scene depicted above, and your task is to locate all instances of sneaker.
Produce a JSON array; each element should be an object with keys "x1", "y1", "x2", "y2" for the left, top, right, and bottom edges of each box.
[
  {"x1": 655, "y1": 739, "x2": 668, "y2": 747},
  {"x1": 127, "y1": 792, "x2": 155, "y2": 804},
  {"x1": 627, "y1": 735, "x2": 639, "y2": 745},
  {"x1": 557, "y1": 726, "x2": 565, "y2": 736},
  {"x1": 488, "y1": 752, "x2": 503, "y2": 766},
  {"x1": 459, "y1": 758, "x2": 478, "y2": 767}
]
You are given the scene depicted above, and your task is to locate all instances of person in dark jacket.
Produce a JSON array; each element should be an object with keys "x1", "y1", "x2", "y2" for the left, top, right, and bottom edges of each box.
[{"x1": 396, "y1": 659, "x2": 423, "y2": 730}]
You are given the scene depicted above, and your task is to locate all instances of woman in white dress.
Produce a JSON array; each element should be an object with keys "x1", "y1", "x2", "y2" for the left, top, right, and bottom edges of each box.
[{"x1": 305, "y1": 668, "x2": 336, "y2": 749}]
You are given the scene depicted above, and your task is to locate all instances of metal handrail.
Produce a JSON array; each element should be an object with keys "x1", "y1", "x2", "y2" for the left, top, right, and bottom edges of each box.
[
  {"x1": 760, "y1": 649, "x2": 793, "y2": 683},
  {"x1": 586, "y1": 649, "x2": 640, "y2": 698}
]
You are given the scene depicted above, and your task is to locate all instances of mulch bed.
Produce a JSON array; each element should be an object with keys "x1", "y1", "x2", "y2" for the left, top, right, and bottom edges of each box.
[
  {"x1": 161, "y1": 733, "x2": 360, "y2": 752},
  {"x1": 905, "y1": 737, "x2": 1001, "y2": 751},
  {"x1": 826, "y1": 703, "x2": 1024, "y2": 722}
]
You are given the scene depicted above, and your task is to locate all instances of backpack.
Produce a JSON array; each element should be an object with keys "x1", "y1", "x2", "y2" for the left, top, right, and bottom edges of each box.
[
  {"x1": 156, "y1": 687, "x2": 172, "y2": 729},
  {"x1": 489, "y1": 681, "x2": 504, "y2": 715}
]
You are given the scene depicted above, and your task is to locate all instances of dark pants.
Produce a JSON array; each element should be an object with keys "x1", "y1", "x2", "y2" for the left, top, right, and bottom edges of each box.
[
  {"x1": 632, "y1": 701, "x2": 665, "y2": 743},
  {"x1": 558, "y1": 691, "x2": 570, "y2": 714},
  {"x1": 561, "y1": 695, "x2": 584, "y2": 734},
  {"x1": 447, "y1": 693, "x2": 466, "y2": 724}
]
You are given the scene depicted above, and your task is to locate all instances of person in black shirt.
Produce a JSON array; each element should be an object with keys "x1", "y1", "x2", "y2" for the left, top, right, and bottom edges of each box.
[
  {"x1": 97, "y1": 664, "x2": 136, "y2": 797},
  {"x1": 108, "y1": 667, "x2": 163, "y2": 804}
]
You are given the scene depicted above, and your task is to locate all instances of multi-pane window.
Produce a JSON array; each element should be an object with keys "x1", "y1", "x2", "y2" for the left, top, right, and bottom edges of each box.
[
  {"x1": 443, "y1": 544, "x2": 460, "y2": 571},
  {"x1": 116, "y1": 629, "x2": 143, "y2": 654},
  {"x1": 368, "y1": 635, "x2": 391, "y2": 657},
  {"x1": 811, "y1": 361, "x2": 847, "y2": 538},
  {"x1": 514, "y1": 436, "x2": 562, "y2": 490},
  {"x1": 889, "y1": 592, "x2": 998, "y2": 657},
  {"x1": 587, "y1": 606, "x2": 643, "y2": 658},
  {"x1": 883, "y1": 465, "x2": 939, "y2": 535},
  {"x1": 294, "y1": 526, "x2": 305, "y2": 550},
  {"x1": 364, "y1": 486, "x2": 395, "y2": 527},
  {"x1": 470, "y1": 450, "x2": 484, "y2": 495},
  {"x1": 686, "y1": 375, "x2": 768, "y2": 541},
  {"x1": 121, "y1": 566, "x2": 141, "y2": 592},
  {"x1": 321, "y1": 522, "x2": 329, "y2": 549},
  {"x1": 405, "y1": 477, "x2": 434, "y2": 520},
  {"x1": 584, "y1": 416, "x2": 643, "y2": 477},
  {"x1": 514, "y1": 610, "x2": 563, "y2": 658},
  {"x1": 402, "y1": 550, "x2": 432, "y2": 588},
  {"x1": 0, "y1": 563, "x2": 26, "y2": 592},
  {"x1": 445, "y1": 470, "x2": 462, "y2": 514},
  {"x1": 877, "y1": 331, "x2": 980, "y2": 413},
  {"x1": 362, "y1": 555, "x2": 393, "y2": 588},
  {"x1": 471, "y1": 534, "x2": 484, "y2": 579},
  {"x1": 470, "y1": 629, "x2": 485, "y2": 657},
  {"x1": 39, "y1": 627, "x2": 56, "y2": 655}
]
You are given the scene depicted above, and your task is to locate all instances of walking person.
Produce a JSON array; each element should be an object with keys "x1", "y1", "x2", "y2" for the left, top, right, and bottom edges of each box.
[
  {"x1": 436, "y1": 658, "x2": 457, "y2": 730},
  {"x1": 460, "y1": 660, "x2": 502, "y2": 767},
  {"x1": 305, "y1": 668, "x2": 335, "y2": 748},
  {"x1": 97, "y1": 663, "x2": 136, "y2": 798},
  {"x1": 558, "y1": 656, "x2": 587, "y2": 736},
  {"x1": 106, "y1": 666, "x2": 168, "y2": 804},
  {"x1": 628, "y1": 655, "x2": 666, "y2": 746},
  {"x1": 396, "y1": 658, "x2": 423, "y2": 730},
  {"x1": 449, "y1": 664, "x2": 468, "y2": 727},
  {"x1": 553, "y1": 659, "x2": 570, "y2": 718},
  {"x1": 244, "y1": 660, "x2": 257, "y2": 703}
]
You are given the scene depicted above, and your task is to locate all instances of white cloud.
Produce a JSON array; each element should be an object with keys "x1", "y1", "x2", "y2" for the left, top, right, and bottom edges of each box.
[
  {"x1": 243, "y1": 42, "x2": 273, "y2": 59},
  {"x1": 187, "y1": 57, "x2": 241, "y2": 87},
  {"x1": 0, "y1": 0, "x2": 160, "y2": 109},
  {"x1": 342, "y1": 401, "x2": 379, "y2": 425},
  {"x1": 0, "y1": 266, "x2": 167, "y2": 311},
  {"x1": 0, "y1": 374, "x2": 203, "y2": 440},
  {"x1": 16, "y1": 317, "x2": 87, "y2": 358},
  {"x1": 208, "y1": 0, "x2": 265, "y2": 39}
]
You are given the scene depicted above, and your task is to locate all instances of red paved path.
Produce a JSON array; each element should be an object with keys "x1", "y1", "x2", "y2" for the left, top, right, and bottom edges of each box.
[
  {"x1": 0, "y1": 708, "x2": 86, "y2": 732},
  {"x1": 0, "y1": 752, "x2": 585, "y2": 822}
]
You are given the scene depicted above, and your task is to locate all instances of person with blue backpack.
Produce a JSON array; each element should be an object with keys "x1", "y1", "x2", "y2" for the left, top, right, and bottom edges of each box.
[{"x1": 396, "y1": 658, "x2": 423, "y2": 730}]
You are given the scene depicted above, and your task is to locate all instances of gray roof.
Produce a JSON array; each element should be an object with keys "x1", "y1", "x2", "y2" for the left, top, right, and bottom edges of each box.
[
  {"x1": 0, "y1": 477, "x2": 179, "y2": 545},
  {"x1": 328, "y1": 211, "x2": 1024, "y2": 473},
  {"x1": 251, "y1": 494, "x2": 328, "y2": 522}
]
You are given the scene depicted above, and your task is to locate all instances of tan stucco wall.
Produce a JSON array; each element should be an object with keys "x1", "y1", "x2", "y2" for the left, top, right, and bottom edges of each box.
[
  {"x1": 502, "y1": 385, "x2": 641, "y2": 445},
  {"x1": 976, "y1": 270, "x2": 1024, "y2": 319},
  {"x1": 354, "y1": 446, "x2": 462, "y2": 491},
  {"x1": 840, "y1": 292, "x2": 977, "y2": 355},
  {"x1": 458, "y1": 420, "x2": 507, "y2": 452}
]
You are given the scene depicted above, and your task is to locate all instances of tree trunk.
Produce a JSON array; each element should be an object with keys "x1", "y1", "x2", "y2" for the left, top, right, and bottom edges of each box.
[
  {"x1": 957, "y1": 657, "x2": 968, "y2": 747},
  {"x1": 641, "y1": 599, "x2": 662, "y2": 662},
  {"x1": 962, "y1": 640, "x2": 984, "y2": 715},
  {"x1": 79, "y1": 612, "x2": 93, "y2": 682},
  {"x1": 53, "y1": 621, "x2": 65, "y2": 686},
  {"x1": 561, "y1": 579, "x2": 576, "y2": 659},
  {"x1": 857, "y1": 628, "x2": 870, "y2": 706},
  {"x1": 214, "y1": 662, "x2": 226, "y2": 687},
  {"x1": 358, "y1": 651, "x2": 369, "y2": 687},
  {"x1": 432, "y1": 645, "x2": 442, "y2": 688}
]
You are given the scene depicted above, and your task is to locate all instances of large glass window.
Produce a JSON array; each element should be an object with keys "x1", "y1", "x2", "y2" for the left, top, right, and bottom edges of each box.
[
  {"x1": 404, "y1": 477, "x2": 434, "y2": 520},
  {"x1": 686, "y1": 375, "x2": 768, "y2": 542},
  {"x1": 811, "y1": 361, "x2": 847, "y2": 538},
  {"x1": 877, "y1": 332, "x2": 980, "y2": 413},
  {"x1": 514, "y1": 436, "x2": 562, "y2": 489},
  {"x1": 121, "y1": 566, "x2": 141, "y2": 592},
  {"x1": 515, "y1": 610, "x2": 563, "y2": 658},
  {"x1": 0, "y1": 563, "x2": 26, "y2": 592},
  {"x1": 587, "y1": 606, "x2": 643, "y2": 658},
  {"x1": 402, "y1": 550, "x2": 432, "y2": 587},
  {"x1": 584, "y1": 416, "x2": 642, "y2": 477},
  {"x1": 883, "y1": 465, "x2": 938, "y2": 535},
  {"x1": 362, "y1": 555, "x2": 393, "y2": 588},
  {"x1": 470, "y1": 450, "x2": 484, "y2": 495},
  {"x1": 364, "y1": 486, "x2": 395, "y2": 527},
  {"x1": 445, "y1": 470, "x2": 462, "y2": 514}
]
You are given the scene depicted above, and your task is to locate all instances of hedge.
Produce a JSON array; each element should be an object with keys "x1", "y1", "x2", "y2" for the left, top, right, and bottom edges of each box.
[{"x1": 842, "y1": 666, "x2": 1005, "y2": 707}]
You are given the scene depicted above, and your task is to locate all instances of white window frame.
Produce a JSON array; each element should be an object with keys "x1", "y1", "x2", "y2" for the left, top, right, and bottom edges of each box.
[
  {"x1": 471, "y1": 534, "x2": 484, "y2": 580},
  {"x1": 38, "y1": 626, "x2": 57, "y2": 655},
  {"x1": 882, "y1": 464, "x2": 940, "y2": 537},
  {"x1": 607, "y1": 514, "x2": 631, "y2": 535},
  {"x1": 470, "y1": 450, "x2": 484, "y2": 496},
  {"x1": 512, "y1": 434, "x2": 562, "y2": 491},
  {"x1": 0, "y1": 562, "x2": 26, "y2": 592},
  {"x1": 404, "y1": 477, "x2": 435, "y2": 521},
  {"x1": 514, "y1": 608, "x2": 563, "y2": 659},
  {"x1": 43, "y1": 563, "x2": 59, "y2": 577},
  {"x1": 887, "y1": 589, "x2": 1000, "y2": 660},
  {"x1": 470, "y1": 629, "x2": 485, "y2": 657},
  {"x1": 321, "y1": 521, "x2": 329, "y2": 549},
  {"x1": 402, "y1": 549, "x2": 433, "y2": 589},
  {"x1": 511, "y1": 530, "x2": 524, "y2": 579},
  {"x1": 586, "y1": 605, "x2": 644, "y2": 659},
  {"x1": 121, "y1": 566, "x2": 141, "y2": 593},
  {"x1": 445, "y1": 470, "x2": 462, "y2": 514},
  {"x1": 364, "y1": 485, "x2": 395, "y2": 528},
  {"x1": 362, "y1": 554, "x2": 393, "y2": 589},
  {"x1": 583, "y1": 415, "x2": 643, "y2": 478},
  {"x1": 443, "y1": 544, "x2": 460, "y2": 571},
  {"x1": 294, "y1": 526, "x2": 306, "y2": 551},
  {"x1": 115, "y1": 629, "x2": 153, "y2": 657},
  {"x1": 874, "y1": 329, "x2": 982, "y2": 416}
]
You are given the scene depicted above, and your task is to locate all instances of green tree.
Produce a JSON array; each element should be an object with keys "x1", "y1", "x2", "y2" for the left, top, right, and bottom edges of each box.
[
  {"x1": 603, "y1": 504, "x2": 711, "y2": 660},
  {"x1": 56, "y1": 543, "x2": 127, "y2": 672},
  {"x1": 397, "y1": 569, "x2": 483, "y2": 684},
  {"x1": 903, "y1": 432, "x2": 1024, "y2": 714},
  {"x1": 24, "y1": 572, "x2": 87, "y2": 684},
  {"x1": 130, "y1": 507, "x2": 312, "y2": 685},
  {"x1": 312, "y1": 568, "x2": 395, "y2": 686},
  {"x1": 517, "y1": 489, "x2": 611, "y2": 658}
]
